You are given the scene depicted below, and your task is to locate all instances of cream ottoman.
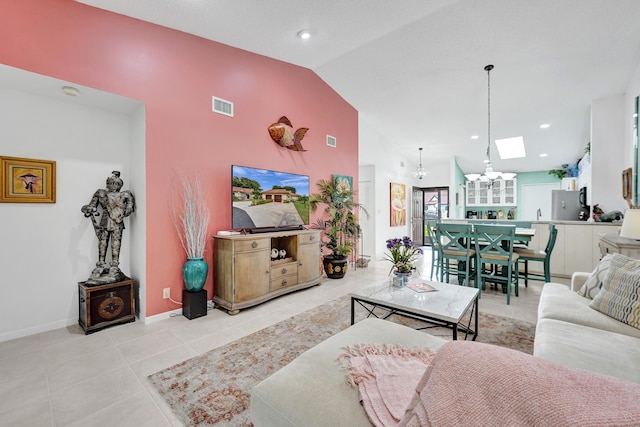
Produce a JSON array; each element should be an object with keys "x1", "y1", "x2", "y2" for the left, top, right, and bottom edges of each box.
[{"x1": 250, "y1": 318, "x2": 446, "y2": 427}]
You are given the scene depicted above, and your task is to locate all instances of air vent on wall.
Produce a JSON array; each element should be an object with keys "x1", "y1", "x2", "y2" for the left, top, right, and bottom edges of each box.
[
  {"x1": 326, "y1": 135, "x2": 337, "y2": 148},
  {"x1": 212, "y1": 96, "x2": 234, "y2": 117}
]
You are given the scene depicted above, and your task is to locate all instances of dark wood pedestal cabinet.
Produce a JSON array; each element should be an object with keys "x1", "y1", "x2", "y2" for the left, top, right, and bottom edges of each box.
[{"x1": 78, "y1": 279, "x2": 135, "y2": 334}]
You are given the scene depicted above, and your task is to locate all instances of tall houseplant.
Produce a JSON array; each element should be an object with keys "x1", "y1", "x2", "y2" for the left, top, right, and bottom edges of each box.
[
  {"x1": 171, "y1": 172, "x2": 211, "y2": 292},
  {"x1": 309, "y1": 177, "x2": 364, "y2": 279}
]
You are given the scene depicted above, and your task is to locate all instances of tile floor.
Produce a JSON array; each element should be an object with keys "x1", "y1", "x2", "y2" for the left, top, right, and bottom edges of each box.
[{"x1": 0, "y1": 249, "x2": 568, "y2": 427}]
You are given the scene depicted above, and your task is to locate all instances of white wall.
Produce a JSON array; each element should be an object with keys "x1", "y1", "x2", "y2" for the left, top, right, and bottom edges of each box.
[
  {"x1": 591, "y1": 94, "x2": 627, "y2": 213},
  {"x1": 0, "y1": 80, "x2": 142, "y2": 341},
  {"x1": 359, "y1": 117, "x2": 451, "y2": 259}
]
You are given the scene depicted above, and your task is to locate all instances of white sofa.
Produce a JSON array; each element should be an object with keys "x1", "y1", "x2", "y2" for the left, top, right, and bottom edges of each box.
[
  {"x1": 534, "y1": 272, "x2": 640, "y2": 383},
  {"x1": 251, "y1": 274, "x2": 640, "y2": 426}
]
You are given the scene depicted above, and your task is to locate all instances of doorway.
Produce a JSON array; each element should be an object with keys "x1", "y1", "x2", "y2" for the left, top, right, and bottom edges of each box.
[{"x1": 412, "y1": 187, "x2": 449, "y2": 246}]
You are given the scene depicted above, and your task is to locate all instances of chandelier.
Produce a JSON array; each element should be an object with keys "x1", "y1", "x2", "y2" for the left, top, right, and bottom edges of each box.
[
  {"x1": 465, "y1": 64, "x2": 516, "y2": 187},
  {"x1": 412, "y1": 147, "x2": 429, "y2": 179}
]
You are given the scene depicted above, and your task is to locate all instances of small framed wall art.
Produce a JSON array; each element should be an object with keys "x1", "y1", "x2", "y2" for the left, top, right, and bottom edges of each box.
[
  {"x1": 390, "y1": 182, "x2": 406, "y2": 226},
  {"x1": 0, "y1": 156, "x2": 56, "y2": 203}
]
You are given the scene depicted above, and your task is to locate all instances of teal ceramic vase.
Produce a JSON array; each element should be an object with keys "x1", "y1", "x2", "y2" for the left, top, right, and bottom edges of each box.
[{"x1": 183, "y1": 257, "x2": 208, "y2": 292}]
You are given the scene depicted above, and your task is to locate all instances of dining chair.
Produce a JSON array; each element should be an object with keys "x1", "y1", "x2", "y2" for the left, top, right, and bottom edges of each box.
[
  {"x1": 474, "y1": 224, "x2": 520, "y2": 304},
  {"x1": 514, "y1": 223, "x2": 558, "y2": 287},
  {"x1": 435, "y1": 223, "x2": 475, "y2": 286},
  {"x1": 426, "y1": 220, "x2": 441, "y2": 280}
]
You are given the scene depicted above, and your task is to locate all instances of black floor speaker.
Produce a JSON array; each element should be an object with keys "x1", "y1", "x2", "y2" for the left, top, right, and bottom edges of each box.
[{"x1": 182, "y1": 289, "x2": 208, "y2": 319}]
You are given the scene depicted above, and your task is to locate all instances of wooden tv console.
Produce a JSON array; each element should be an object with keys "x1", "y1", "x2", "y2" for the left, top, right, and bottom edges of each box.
[{"x1": 213, "y1": 229, "x2": 322, "y2": 314}]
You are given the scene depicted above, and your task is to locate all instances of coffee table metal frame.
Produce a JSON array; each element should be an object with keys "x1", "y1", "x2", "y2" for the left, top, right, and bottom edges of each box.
[{"x1": 350, "y1": 281, "x2": 479, "y2": 341}]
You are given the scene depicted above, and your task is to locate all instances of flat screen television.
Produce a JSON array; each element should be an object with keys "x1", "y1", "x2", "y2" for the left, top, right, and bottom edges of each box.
[{"x1": 231, "y1": 165, "x2": 310, "y2": 231}]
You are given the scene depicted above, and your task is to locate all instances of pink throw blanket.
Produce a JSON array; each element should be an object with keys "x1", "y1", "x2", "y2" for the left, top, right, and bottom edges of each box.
[
  {"x1": 399, "y1": 341, "x2": 640, "y2": 426},
  {"x1": 341, "y1": 341, "x2": 640, "y2": 427},
  {"x1": 338, "y1": 343, "x2": 435, "y2": 427}
]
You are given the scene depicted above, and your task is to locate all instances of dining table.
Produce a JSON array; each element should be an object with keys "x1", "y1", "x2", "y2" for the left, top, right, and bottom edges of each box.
[
  {"x1": 513, "y1": 227, "x2": 536, "y2": 245},
  {"x1": 434, "y1": 223, "x2": 536, "y2": 286}
]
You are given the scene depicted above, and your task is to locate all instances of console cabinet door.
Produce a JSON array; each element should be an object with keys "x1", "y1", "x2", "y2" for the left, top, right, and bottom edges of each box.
[
  {"x1": 234, "y1": 250, "x2": 270, "y2": 302},
  {"x1": 298, "y1": 241, "x2": 320, "y2": 283}
]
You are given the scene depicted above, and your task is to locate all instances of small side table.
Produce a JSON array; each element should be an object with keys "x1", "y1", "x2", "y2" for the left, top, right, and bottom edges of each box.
[
  {"x1": 79, "y1": 279, "x2": 135, "y2": 334},
  {"x1": 599, "y1": 234, "x2": 640, "y2": 259}
]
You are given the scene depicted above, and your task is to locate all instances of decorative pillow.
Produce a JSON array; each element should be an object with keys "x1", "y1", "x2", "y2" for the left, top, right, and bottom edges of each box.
[
  {"x1": 589, "y1": 253, "x2": 640, "y2": 329},
  {"x1": 578, "y1": 254, "x2": 614, "y2": 299}
]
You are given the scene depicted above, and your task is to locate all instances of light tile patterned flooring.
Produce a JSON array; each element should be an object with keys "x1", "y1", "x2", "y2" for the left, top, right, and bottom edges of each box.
[{"x1": 0, "y1": 249, "x2": 568, "y2": 426}]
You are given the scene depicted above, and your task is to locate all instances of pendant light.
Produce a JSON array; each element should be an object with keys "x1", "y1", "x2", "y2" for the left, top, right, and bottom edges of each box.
[
  {"x1": 412, "y1": 147, "x2": 429, "y2": 179},
  {"x1": 464, "y1": 64, "x2": 516, "y2": 187}
]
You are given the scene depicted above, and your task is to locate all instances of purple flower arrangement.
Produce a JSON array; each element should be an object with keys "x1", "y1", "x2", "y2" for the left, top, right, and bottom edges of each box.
[{"x1": 384, "y1": 236, "x2": 423, "y2": 274}]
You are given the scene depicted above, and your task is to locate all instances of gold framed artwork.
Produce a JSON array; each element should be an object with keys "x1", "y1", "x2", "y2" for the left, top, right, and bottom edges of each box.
[
  {"x1": 0, "y1": 156, "x2": 56, "y2": 203},
  {"x1": 390, "y1": 182, "x2": 406, "y2": 226},
  {"x1": 623, "y1": 167, "x2": 633, "y2": 206}
]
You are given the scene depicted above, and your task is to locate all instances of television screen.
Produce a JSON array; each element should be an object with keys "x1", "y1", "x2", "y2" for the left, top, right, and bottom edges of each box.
[{"x1": 231, "y1": 165, "x2": 310, "y2": 230}]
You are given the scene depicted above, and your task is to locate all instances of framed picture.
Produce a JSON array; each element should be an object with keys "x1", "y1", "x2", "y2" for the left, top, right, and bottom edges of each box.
[
  {"x1": 623, "y1": 167, "x2": 632, "y2": 201},
  {"x1": 0, "y1": 156, "x2": 56, "y2": 203},
  {"x1": 390, "y1": 182, "x2": 406, "y2": 226},
  {"x1": 332, "y1": 174, "x2": 353, "y2": 202}
]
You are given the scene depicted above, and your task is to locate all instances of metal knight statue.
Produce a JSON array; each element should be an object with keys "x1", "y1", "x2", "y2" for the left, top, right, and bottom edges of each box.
[{"x1": 81, "y1": 171, "x2": 135, "y2": 285}]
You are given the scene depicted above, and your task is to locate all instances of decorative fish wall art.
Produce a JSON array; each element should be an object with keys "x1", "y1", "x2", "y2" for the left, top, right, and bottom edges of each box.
[{"x1": 268, "y1": 116, "x2": 308, "y2": 151}]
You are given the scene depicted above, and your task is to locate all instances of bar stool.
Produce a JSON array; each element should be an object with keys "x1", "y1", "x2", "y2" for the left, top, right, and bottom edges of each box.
[
  {"x1": 474, "y1": 224, "x2": 520, "y2": 304},
  {"x1": 436, "y1": 223, "x2": 475, "y2": 286},
  {"x1": 426, "y1": 220, "x2": 441, "y2": 280},
  {"x1": 514, "y1": 223, "x2": 558, "y2": 287}
]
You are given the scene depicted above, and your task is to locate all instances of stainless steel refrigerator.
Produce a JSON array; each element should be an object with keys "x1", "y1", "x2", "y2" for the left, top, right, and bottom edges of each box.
[{"x1": 551, "y1": 190, "x2": 581, "y2": 221}]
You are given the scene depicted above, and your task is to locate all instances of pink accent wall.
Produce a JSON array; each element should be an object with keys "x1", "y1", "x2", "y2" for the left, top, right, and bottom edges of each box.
[{"x1": 0, "y1": 0, "x2": 358, "y2": 316}]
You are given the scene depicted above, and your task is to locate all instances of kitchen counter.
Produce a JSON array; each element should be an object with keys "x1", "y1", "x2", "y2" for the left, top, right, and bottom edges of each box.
[
  {"x1": 532, "y1": 220, "x2": 622, "y2": 226},
  {"x1": 450, "y1": 219, "x2": 622, "y2": 226}
]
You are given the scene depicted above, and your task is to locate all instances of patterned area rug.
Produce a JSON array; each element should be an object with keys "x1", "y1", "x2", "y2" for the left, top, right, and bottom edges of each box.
[{"x1": 148, "y1": 295, "x2": 535, "y2": 427}]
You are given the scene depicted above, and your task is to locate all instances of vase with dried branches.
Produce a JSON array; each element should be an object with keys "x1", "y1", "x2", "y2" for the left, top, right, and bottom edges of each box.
[{"x1": 171, "y1": 172, "x2": 211, "y2": 293}]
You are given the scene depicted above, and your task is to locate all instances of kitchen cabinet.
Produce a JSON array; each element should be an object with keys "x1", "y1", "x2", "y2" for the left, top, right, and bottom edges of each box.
[
  {"x1": 525, "y1": 222, "x2": 619, "y2": 278},
  {"x1": 213, "y1": 229, "x2": 322, "y2": 314},
  {"x1": 466, "y1": 179, "x2": 517, "y2": 206}
]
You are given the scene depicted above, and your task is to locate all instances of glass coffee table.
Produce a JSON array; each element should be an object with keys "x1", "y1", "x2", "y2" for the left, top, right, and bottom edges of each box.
[{"x1": 350, "y1": 280, "x2": 479, "y2": 340}]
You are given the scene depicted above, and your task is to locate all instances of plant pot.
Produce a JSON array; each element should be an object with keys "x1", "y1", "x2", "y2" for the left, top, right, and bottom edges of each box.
[
  {"x1": 183, "y1": 257, "x2": 208, "y2": 292},
  {"x1": 392, "y1": 271, "x2": 412, "y2": 287},
  {"x1": 323, "y1": 255, "x2": 348, "y2": 279}
]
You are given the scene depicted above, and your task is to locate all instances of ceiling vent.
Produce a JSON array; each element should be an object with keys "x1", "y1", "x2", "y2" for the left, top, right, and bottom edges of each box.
[
  {"x1": 326, "y1": 135, "x2": 337, "y2": 148},
  {"x1": 212, "y1": 96, "x2": 233, "y2": 117}
]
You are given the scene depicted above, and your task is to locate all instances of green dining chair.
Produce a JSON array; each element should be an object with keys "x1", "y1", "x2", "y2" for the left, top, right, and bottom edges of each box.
[
  {"x1": 474, "y1": 224, "x2": 520, "y2": 304},
  {"x1": 426, "y1": 220, "x2": 441, "y2": 280},
  {"x1": 435, "y1": 223, "x2": 475, "y2": 286},
  {"x1": 514, "y1": 223, "x2": 558, "y2": 287}
]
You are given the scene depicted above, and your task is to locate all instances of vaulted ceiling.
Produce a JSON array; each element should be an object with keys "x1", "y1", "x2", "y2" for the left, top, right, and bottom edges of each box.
[{"x1": 76, "y1": 0, "x2": 640, "y2": 174}]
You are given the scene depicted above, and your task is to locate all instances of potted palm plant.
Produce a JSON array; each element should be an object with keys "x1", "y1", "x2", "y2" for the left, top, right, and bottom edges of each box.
[
  {"x1": 171, "y1": 172, "x2": 211, "y2": 292},
  {"x1": 309, "y1": 176, "x2": 364, "y2": 279}
]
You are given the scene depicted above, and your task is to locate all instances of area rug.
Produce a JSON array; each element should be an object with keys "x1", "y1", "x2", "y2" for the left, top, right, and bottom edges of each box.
[{"x1": 148, "y1": 295, "x2": 535, "y2": 427}]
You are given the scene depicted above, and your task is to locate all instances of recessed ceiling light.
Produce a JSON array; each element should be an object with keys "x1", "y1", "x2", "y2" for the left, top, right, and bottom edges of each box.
[
  {"x1": 540, "y1": 123, "x2": 550, "y2": 129},
  {"x1": 495, "y1": 136, "x2": 526, "y2": 159},
  {"x1": 471, "y1": 135, "x2": 479, "y2": 140},
  {"x1": 539, "y1": 153, "x2": 548, "y2": 158},
  {"x1": 62, "y1": 85, "x2": 80, "y2": 97},
  {"x1": 297, "y1": 29, "x2": 311, "y2": 39}
]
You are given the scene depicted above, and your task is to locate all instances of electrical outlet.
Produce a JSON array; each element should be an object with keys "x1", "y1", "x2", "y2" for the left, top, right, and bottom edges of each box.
[{"x1": 163, "y1": 288, "x2": 170, "y2": 299}]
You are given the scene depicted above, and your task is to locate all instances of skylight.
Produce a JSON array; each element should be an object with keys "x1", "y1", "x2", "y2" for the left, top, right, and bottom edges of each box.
[{"x1": 495, "y1": 136, "x2": 526, "y2": 159}]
